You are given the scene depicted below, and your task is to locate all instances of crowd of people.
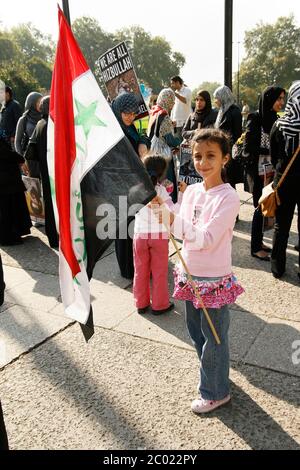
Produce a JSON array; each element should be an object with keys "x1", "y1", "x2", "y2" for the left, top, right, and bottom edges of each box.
[{"x1": 0, "y1": 75, "x2": 299, "y2": 419}]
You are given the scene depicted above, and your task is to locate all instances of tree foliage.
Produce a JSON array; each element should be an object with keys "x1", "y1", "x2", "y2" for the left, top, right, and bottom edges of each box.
[
  {"x1": 72, "y1": 17, "x2": 114, "y2": 76},
  {"x1": 192, "y1": 81, "x2": 221, "y2": 102},
  {"x1": 113, "y1": 25, "x2": 185, "y2": 93},
  {"x1": 0, "y1": 24, "x2": 54, "y2": 106},
  {"x1": 1, "y1": 16, "x2": 185, "y2": 105},
  {"x1": 10, "y1": 23, "x2": 55, "y2": 63},
  {"x1": 234, "y1": 15, "x2": 300, "y2": 109},
  {"x1": 73, "y1": 18, "x2": 185, "y2": 94}
]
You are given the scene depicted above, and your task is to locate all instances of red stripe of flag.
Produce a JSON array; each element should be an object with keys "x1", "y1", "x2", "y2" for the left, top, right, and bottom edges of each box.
[{"x1": 49, "y1": 7, "x2": 89, "y2": 278}]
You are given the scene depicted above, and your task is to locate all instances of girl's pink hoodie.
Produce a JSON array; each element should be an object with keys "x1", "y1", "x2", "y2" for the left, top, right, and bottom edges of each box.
[{"x1": 172, "y1": 182, "x2": 240, "y2": 277}]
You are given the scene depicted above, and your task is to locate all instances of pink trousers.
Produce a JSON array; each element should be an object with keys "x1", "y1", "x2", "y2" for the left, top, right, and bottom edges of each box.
[{"x1": 133, "y1": 234, "x2": 170, "y2": 310}]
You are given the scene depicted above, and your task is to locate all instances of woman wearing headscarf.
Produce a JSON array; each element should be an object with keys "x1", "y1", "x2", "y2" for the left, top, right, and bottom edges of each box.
[
  {"x1": 0, "y1": 129, "x2": 32, "y2": 245},
  {"x1": 147, "y1": 88, "x2": 181, "y2": 203},
  {"x1": 112, "y1": 93, "x2": 151, "y2": 279},
  {"x1": 25, "y1": 96, "x2": 59, "y2": 249},
  {"x1": 14, "y1": 91, "x2": 42, "y2": 177},
  {"x1": 214, "y1": 85, "x2": 243, "y2": 188},
  {"x1": 112, "y1": 92, "x2": 150, "y2": 158},
  {"x1": 270, "y1": 81, "x2": 300, "y2": 279},
  {"x1": 182, "y1": 90, "x2": 217, "y2": 140},
  {"x1": 243, "y1": 85, "x2": 286, "y2": 261}
]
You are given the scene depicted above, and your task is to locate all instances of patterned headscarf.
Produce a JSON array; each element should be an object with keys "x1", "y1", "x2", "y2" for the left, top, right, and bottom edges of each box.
[
  {"x1": 258, "y1": 85, "x2": 285, "y2": 134},
  {"x1": 214, "y1": 85, "x2": 235, "y2": 129},
  {"x1": 152, "y1": 88, "x2": 175, "y2": 116},
  {"x1": 277, "y1": 81, "x2": 300, "y2": 152},
  {"x1": 111, "y1": 92, "x2": 139, "y2": 129}
]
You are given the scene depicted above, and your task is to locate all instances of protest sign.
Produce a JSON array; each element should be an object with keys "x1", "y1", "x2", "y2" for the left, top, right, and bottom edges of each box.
[
  {"x1": 179, "y1": 142, "x2": 203, "y2": 185},
  {"x1": 97, "y1": 42, "x2": 148, "y2": 120},
  {"x1": 22, "y1": 176, "x2": 45, "y2": 225}
]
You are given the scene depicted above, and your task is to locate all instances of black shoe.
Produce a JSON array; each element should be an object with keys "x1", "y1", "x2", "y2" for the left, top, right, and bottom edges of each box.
[
  {"x1": 272, "y1": 271, "x2": 284, "y2": 279},
  {"x1": 251, "y1": 252, "x2": 270, "y2": 261},
  {"x1": 151, "y1": 303, "x2": 174, "y2": 315},
  {"x1": 261, "y1": 246, "x2": 272, "y2": 253},
  {"x1": 137, "y1": 306, "x2": 150, "y2": 314},
  {"x1": 0, "y1": 238, "x2": 23, "y2": 246}
]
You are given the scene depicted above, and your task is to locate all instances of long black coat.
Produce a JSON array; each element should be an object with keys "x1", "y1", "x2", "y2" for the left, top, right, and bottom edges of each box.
[
  {"x1": 0, "y1": 254, "x2": 9, "y2": 449},
  {"x1": 218, "y1": 104, "x2": 243, "y2": 146},
  {"x1": 25, "y1": 118, "x2": 59, "y2": 248},
  {"x1": 242, "y1": 111, "x2": 263, "y2": 194},
  {"x1": 0, "y1": 99, "x2": 22, "y2": 139},
  {"x1": 218, "y1": 104, "x2": 243, "y2": 186},
  {"x1": 0, "y1": 140, "x2": 25, "y2": 194},
  {"x1": 182, "y1": 109, "x2": 218, "y2": 140},
  {"x1": 0, "y1": 139, "x2": 32, "y2": 244},
  {"x1": 270, "y1": 124, "x2": 300, "y2": 189}
]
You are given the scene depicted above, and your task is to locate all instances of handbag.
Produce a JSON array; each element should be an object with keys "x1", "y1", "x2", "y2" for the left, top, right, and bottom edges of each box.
[
  {"x1": 150, "y1": 116, "x2": 172, "y2": 160},
  {"x1": 259, "y1": 145, "x2": 300, "y2": 217}
]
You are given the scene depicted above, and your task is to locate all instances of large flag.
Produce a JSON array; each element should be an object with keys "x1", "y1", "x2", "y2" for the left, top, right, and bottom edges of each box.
[{"x1": 48, "y1": 8, "x2": 155, "y2": 340}]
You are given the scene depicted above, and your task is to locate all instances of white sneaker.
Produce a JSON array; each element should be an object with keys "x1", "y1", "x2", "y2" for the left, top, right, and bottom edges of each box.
[{"x1": 191, "y1": 395, "x2": 231, "y2": 414}]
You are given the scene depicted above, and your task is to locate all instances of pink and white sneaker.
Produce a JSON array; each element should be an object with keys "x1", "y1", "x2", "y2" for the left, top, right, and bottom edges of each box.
[{"x1": 191, "y1": 395, "x2": 231, "y2": 414}]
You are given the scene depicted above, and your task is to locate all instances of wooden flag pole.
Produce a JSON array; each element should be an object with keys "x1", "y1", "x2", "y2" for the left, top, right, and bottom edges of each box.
[{"x1": 169, "y1": 233, "x2": 221, "y2": 345}]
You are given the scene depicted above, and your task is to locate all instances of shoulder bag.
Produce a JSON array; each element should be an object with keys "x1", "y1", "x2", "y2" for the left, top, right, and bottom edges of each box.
[{"x1": 259, "y1": 145, "x2": 300, "y2": 217}]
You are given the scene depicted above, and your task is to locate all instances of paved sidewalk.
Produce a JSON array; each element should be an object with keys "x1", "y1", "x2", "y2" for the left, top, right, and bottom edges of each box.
[{"x1": 0, "y1": 186, "x2": 299, "y2": 449}]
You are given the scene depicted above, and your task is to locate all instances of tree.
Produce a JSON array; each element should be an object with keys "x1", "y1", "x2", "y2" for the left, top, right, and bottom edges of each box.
[
  {"x1": 192, "y1": 81, "x2": 221, "y2": 102},
  {"x1": 1, "y1": 61, "x2": 40, "y2": 106},
  {"x1": 72, "y1": 19, "x2": 185, "y2": 93},
  {"x1": 0, "y1": 25, "x2": 54, "y2": 106},
  {"x1": 114, "y1": 26, "x2": 185, "y2": 93},
  {"x1": 72, "y1": 17, "x2": 114, "y2": 75},
  {"x1": 0, "y1": 32, "x2": 22, "y2": 62},
  {"x1": 234, "y1": 15, "x2": 300, "y2": 109},
  {"x1": 27, "y1": 57, "x2": 53, "y2": 92},
  {"x1": 10, "y1": 23, "x2": 55, "y2": 63}
]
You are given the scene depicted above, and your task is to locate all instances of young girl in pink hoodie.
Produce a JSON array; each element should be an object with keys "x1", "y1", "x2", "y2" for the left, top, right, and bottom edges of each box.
[
  {"x1": 151, "y1": 128, "x2": 244, "y2": 413},
  {"x1": 133, "y1": 155, "x2": 186, "y2": 315}
]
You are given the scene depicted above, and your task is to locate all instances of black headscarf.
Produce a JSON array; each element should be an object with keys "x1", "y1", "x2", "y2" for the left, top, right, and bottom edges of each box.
[
  {"x1": 258, "y1": 85, "x2": 285, "y2": 134},
  {"x1": 277, "y1": 81, "x2": 300, "y2": 152},
  {"x1": 40, "y1": 95, "x2": 50, "y2": 119},
  {"x1": 194, "y1": 90, "x2": 212, "y2": 124}
]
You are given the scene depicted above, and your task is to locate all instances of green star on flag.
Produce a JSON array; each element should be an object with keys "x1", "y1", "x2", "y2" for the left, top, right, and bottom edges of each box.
[{"x1": 75, "y1": 99, "x2": 107, "y2": 139}]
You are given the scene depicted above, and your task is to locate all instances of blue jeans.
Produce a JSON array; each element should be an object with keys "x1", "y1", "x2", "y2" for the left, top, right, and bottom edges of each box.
[{"x1": 185, "y1": 289, "x2": 230, "y2": 401}]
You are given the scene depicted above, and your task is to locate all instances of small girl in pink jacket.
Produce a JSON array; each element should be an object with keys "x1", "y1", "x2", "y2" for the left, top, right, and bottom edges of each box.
[
  {"x1": 151, "y1": 128, "x2": 244, "y2": 413},
  {"x1": 133, "y1": 155, "x2": 186, "y2": 315}
]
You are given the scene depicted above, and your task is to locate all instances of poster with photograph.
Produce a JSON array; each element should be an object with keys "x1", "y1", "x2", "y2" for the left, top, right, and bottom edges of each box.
[
  {"x1": 179, "y1": 142, "x2": 203, "y2": 185},
  {"x1": 97, "y1": 42, "x2": 149, "y2": 120},
  {"x1": 22, "y1": 176, "x2": 45, "y2": 225}
]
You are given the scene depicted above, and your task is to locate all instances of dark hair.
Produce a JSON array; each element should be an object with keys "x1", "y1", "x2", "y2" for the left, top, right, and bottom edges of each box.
[
  {"x1": 191, "y1": 128, "x2": 230, "y2": 156},
  {"x1": 5, "y1": 86, "x2": 12, "y2": 98},
  {"x1": 191, "y1": 128, "x2": 231, "y2": 182},
  {"x1": 143, "y1": 155, "x2": 168, "y2": 186},
  {"x1": 170, "y1": 76, "x2": 183, "y2": 85}
]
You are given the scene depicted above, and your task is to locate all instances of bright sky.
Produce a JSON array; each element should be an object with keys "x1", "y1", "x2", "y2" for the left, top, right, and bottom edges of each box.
[{"x1": 1, "y1": 0, "x2": 299, "y2": 89}]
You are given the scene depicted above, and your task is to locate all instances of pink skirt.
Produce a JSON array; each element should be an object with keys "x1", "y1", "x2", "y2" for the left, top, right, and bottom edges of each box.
[{"x1": 173, "y1": 266, "x2": 244, "y2": 309}]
